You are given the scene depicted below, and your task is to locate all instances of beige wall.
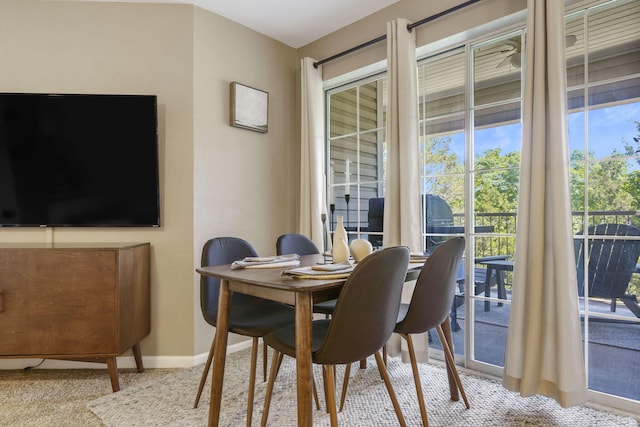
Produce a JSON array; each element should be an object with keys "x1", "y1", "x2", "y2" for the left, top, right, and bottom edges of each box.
[
  {"x1": 0, "y1": 0, "x2": 299, "y2": 362},
  {"x1": 0, "y1": 0, "x2": 528, "y2": 364},
  {"x1": 192, "y1": 8, "x2": 298, "y2": 354}
]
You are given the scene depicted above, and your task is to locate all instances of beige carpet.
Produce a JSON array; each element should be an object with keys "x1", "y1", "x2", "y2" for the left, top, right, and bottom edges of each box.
[
  {"x1": 0, "y1": 365, "x2": 173, "y2": 426},
  {"x1": 80, "y1": 348, "x2": 639, "y2": 427}
]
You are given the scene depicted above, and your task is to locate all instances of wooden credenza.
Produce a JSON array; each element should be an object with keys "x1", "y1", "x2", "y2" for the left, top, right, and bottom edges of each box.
[{"x1": 0, "y1": 242, "x2": 150, "y2": 392}]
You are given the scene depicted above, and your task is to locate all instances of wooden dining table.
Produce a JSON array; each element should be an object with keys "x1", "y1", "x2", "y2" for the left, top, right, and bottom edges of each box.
[{"x1": 196, "y1": 253, "x2": 459, "y2": 426}]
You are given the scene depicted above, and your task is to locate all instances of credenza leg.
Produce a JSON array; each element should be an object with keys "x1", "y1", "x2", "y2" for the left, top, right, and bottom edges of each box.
[
  {"x1": 132, "y1": 342, "x2": 145, "y2": 373},
  {"x1": 107, "y1": 357, "x2": 120, "y2": 392}
]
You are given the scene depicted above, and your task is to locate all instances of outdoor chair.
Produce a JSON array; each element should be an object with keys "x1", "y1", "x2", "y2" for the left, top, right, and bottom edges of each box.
[
  {"x1": 366, "y1": 195, "x2": 510, "y2": 331},
  {"x1": 575, "y1": 223, "x2": 640, "y2": 317}
]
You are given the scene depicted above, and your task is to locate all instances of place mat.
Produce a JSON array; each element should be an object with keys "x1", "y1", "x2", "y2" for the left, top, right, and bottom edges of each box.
[
  {"x1": 231, "y1": 254, "x2": 300, "y2": 270},
  {"x1": 410, "y1": 252, "x2": 429, "y2": 263},
  {"x1": 282, "y1": 263, "x2": 353, "y2": 280}
]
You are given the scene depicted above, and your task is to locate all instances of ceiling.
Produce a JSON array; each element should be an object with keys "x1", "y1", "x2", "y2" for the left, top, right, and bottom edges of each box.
[{"x1": 77, "y1": 0, "x2": 400, "y2": 48}]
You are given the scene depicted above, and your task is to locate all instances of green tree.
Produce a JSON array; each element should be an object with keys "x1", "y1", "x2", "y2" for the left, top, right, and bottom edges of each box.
[
  {"x1": 622, "y1": 121, "x2": 640, "y2": 209},
  {"x1": 420, "y1": 135, "x2": 464, "y2": 211},
  {"x1": 474, "y1": 148, "x2": 520, "y2": 214}
]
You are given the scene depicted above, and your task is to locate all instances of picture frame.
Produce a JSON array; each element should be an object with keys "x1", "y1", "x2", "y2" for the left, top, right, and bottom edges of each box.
[{"x1": 230, "y1": 81, "x2": 269, "y2": 133}]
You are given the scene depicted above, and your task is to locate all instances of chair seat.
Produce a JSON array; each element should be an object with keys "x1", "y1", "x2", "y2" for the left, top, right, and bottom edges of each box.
[
  {"x1": 203, "y1": 298, "x2": 295, "y2": 337},
  {"x1": 313, "y1": 299, "x2": 337, "y2": 315},
  {"x1": 264, "y1": 319, "x2": 329, "y2": 358}
]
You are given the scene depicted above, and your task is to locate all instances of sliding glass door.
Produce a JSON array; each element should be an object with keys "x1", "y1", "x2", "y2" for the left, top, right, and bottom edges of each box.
[{"x1": 324, "y1": 0, "x2": 640, "y2": 411}]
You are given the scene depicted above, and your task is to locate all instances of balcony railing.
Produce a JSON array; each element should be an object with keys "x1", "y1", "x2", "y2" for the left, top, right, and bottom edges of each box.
[{"x1": 447, "y1": 210, "x2": 640, "y2": 258}]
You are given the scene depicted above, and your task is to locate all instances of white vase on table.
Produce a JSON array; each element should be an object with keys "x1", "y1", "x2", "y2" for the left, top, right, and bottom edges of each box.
[
  {"x1": 332, "y1": 236, "x2": 349, "y2": 263},
  {"x1": 349, "y1": 239, "x2": 373, "y2": 262},
  {"x1": 333, "y1": 215, "x2": 347, "y2": 243}
]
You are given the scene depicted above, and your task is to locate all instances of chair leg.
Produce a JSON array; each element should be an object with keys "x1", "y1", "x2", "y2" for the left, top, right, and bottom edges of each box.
[
  {"x1": 261, "y1": 350, "x2": 283, "y2": 427},
  {"x1": 321, "y1": 363, "x2": 333, "y2": 413},
  {"x1": 263, "y1": 340, "x2": 268, "y2": 382},
  {"x1": 323, "y1": 365, "x2": 339, "y2": 427},
  {"x1": 383, "y1": 343, "x2": 388, "y2": 365},
  {"x1": 436, "y1": 325, "x2": 470, "y2": 409},
  {"x1": 373, "y1": 350, "x2": 407, "y2": 427},
  {"x1": 621, "y1": 295, "x2": 640, "y2": 317},
  {"x1": 193, "y1": 334, "x2": 216, "y2": 408},
  {"x1": 401, "y1": 333, "x2": 429, "y2": 427},
  {"x1": 339, "y1": 363, "x2": 352, "y2": 412},
  {"x1": 246, "y1": 337, "x2": 259, "y2": 427},
  {"x1": 312, "y1": 373, "x2": 321, "y2": 410}
]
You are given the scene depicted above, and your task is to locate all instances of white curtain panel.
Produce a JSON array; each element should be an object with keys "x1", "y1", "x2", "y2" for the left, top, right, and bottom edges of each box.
[
  {"x1": 502, "y1": 0, "x2": 587, "y2": 408},
  {"x1": 384, "y1": 18, "x2": 424, "y2": 360},
  {"x1": 382, "y1": 19, "x2": 422, "y2": 254},
  {"x1": 299, "y1": 57, "x2": 326, "y2": 250}
]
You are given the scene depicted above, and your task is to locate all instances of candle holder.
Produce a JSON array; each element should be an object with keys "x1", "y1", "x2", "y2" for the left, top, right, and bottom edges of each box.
[
  {"x1": 344, "y1": 194, "x2": 350, "y2": 236},
  {"x1": 330, "y1": 203, "x2": 335, "y2": 236},
  {"x1": 321, "y1": 213, "x2": 328, "y2": 264}
]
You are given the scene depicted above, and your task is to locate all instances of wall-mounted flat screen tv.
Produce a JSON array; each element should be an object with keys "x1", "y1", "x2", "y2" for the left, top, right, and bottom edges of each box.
[{"x1": 0, "y1": 93, "x2": 160, "y2": 227}]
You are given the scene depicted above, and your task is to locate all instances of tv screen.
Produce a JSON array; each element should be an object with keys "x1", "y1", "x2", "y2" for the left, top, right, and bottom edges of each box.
[{"x1": 0, "y1": 93, "x2": 160, "y2": 227}]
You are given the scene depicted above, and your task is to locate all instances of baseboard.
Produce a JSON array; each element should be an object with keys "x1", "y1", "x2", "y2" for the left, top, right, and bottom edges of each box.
[{"x1": 0, "y1": 340, "x2": 253, "y2": 370}]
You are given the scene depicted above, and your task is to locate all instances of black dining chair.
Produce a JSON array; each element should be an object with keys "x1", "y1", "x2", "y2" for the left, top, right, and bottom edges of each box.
[
  {"x1": 276, "y1": 233, "x2": 337, "y2": 316},
  {"x1": 276, "y1": 233, "x2": 320, "y2": 256},
  {"x1": 260, "y1": 246, "x2": 410, "y2": 427},
  {"x1": 193, "y1": 237, "x2": 295, "y2": 427},
  {"x1": 394, "y1": 236, "x2": 469, "y2": 426}
]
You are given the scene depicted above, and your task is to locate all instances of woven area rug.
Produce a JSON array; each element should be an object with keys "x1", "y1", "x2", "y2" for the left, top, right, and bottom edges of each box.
[{"x1": 88, "y1": 348, "x2": 638, "y2": 426}]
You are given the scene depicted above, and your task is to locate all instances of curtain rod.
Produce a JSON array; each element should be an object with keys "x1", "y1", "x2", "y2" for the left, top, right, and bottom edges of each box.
[{"x1": 313, "y1": 0, "x2": 482, "y2": 68}]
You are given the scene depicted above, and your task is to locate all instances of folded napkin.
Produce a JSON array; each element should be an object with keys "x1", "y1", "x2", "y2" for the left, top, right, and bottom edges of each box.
[
  {"x1": 282, "y1": 261, "x2": 353, "y2": 279},
  {"x1": 231, "y1": 253, "x2": 301, "y2": 270},
  {"x1": 410, "y1": 252, "x2": 429, "y2": 263}
]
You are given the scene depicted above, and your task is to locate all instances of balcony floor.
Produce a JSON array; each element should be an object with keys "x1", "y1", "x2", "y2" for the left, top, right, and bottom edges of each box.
[{"x1": 431, "y1": 291, "x2": 640, "y2": 401}]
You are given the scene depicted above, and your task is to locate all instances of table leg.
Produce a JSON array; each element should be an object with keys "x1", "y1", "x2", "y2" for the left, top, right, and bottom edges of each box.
[
  {"x1": 497, "y1": 270, "x2": 505, "y2": 307},
  {"x1": 208, "y1": 280, "x2": 230, "y2": 427},
  {"x1": 440, "y1": 318, "x2": 459, "y2": 402},
  {"x1": 295, "y1": 292, "x2": 313, "y2": 427},
  {"x1": 484, "y1": 266, "x2": 493, "y2": 311}
]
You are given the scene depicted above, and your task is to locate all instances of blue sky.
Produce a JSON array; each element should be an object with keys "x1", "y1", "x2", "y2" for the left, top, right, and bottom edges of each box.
[
  {"x1": 427, "y1": 102, "x2": 639, "y2": 175},
  {"x1": 460, "y1": 102, "x2": 639, "y2": 165}
]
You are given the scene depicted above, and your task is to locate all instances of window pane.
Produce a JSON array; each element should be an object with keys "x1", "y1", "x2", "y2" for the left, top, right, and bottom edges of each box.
[
  {"x1": 587, "y1": 104, "x2": 640, "y2": 161},
  {"x1": 327, "y1": 76, "x2": 386, "y2": 241},
  {"x1": 419, "y1": 49, "x2": 467, "y2": 254},
  {"x1": 473, "y1": 33, "x2": 523, "y2": 107},
  {"x1": 329, "y1": 87, "x2": 357, "y2": 137},
  {"x1": 420, "y1": 50, "x2": 465, "y2": 121},
  {"x1": 587, "y1": 317, "x2": 640, "y2": 399},
  {"x1": 359, "y1": 81, "x2": 383, "y2": 132},
  {"x1": 587, "y1": 0, "x2": 640, "y2": 84},
  {"x1": 566, "y1": 11, "x2": 585, "y2": 88},
  {"x1": 473, "y1": 121, "x2": 522, "y2": 172}
]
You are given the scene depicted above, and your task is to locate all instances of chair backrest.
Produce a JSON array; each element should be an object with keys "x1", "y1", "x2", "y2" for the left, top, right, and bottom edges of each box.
[
  {"x1": 366, "y1": 194, "x2": 455, "y2": 250},
  {"x1": 395, "y1": 237, "x2": 465, "y2": 334},
  {"x1": 367, "y1": 198, "x2": 385, "y2": 247},
  {"x1": 575, "y1": 223, "x2": 640, "y2": 298},
  {"x1": 424, "y1": 194, "x2": 455, "y2": 251},
  {"x1": 200, "y1": 237, "x2": 258, "y2": 323},
  {"x1": 313, "y1": 246, "x2": 410, "y2": 365},
  {"x1": 276, "y1": 233, "x2": 319, "y2": 256}
]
